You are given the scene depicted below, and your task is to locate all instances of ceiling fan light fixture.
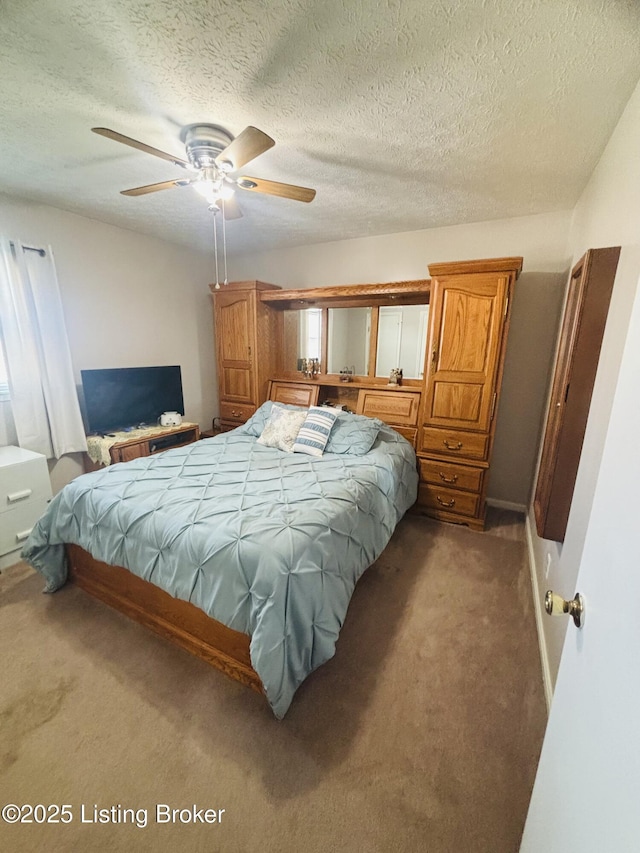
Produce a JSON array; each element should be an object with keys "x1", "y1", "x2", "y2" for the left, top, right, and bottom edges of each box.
[
  {"x1": 193, "y1": 176, "x2": 234, "y2": 205},
  {"x1": 193, "y1": 180, "x2": 218, "y2": 203},
  {"x1": 217, "y1": 183, "x2": 235, "y2": 200}
]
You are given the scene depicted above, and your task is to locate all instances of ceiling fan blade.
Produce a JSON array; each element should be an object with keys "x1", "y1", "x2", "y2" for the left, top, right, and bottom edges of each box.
[
  {"x1": 92, "y1": 127, "x2": 190, "y2": 168},
  {"x1": 236, "y1": 176, "x2": 316, "y2": 203},
  {"x1": 215, "y1": 126, "x2": 275, "y2": 171},
  {"x1": 120, "y1": 178, "x2": 193, "y2": 196}
]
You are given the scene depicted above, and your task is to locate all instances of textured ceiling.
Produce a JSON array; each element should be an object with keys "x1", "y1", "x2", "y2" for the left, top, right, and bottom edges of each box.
[{"x1": 1, "y1": 0, "x2": 639, "y2": 256}]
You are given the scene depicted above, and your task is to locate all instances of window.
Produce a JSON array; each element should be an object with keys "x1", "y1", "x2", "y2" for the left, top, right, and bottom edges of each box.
[
  {"x1": 0, "y1": 237, "x2": 87, "y2": 456},
  {"x1": 0, "y1": 336, "x2": 9, "y2": 401}
]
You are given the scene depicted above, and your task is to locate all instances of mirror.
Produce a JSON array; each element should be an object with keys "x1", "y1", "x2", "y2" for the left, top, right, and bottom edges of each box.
[
  {"x1": 327, "y1": 307, "x2": 371, "y2": 375},
  {"x1": 281, "y1": 302, "x2": 428, "y2": 379},
  {"x1": 283, "y1": 308, "x2": 322, "y2": 370},
  {"x1": 375, "y1": 305, "x2": 429, "y2": 380}
]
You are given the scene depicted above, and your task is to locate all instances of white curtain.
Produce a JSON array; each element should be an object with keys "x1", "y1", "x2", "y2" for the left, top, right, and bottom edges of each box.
[{"x1": 0, "y1": 237, "x2": 87, "y2": 458}]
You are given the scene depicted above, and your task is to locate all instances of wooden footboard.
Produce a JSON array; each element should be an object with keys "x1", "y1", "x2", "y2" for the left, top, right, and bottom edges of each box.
[{"x1": 65, "y1": 544, "x2": 264, "y2": 696}]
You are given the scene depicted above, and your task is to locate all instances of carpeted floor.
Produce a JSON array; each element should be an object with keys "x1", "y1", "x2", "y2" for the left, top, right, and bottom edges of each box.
[{"x1": 0, "y1": 509, "x2": 546, "y2": 852}]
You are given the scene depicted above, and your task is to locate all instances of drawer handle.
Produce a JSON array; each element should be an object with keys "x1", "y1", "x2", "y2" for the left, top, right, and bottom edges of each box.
[
  {"x1": 231, "y1": 410, "x2": 242, "y2": 418},
  {"x1": 443, "y1": 440, "x2": 463, "y2": 451},
  {"x1": 7, "y1": 488, "x2": 33, "y2": 503},
  {"x1": 439, "y1": 472, "x2": 458, "y2": 484},
  {"x1": 16, "y1": 528, "x2": 33, "y2": 542},
  {"x1": 436, "y1": 496, "x2": 456, "y2": 508}
]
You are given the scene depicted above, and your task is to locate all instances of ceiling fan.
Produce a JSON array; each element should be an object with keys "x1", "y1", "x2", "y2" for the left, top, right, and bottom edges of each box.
[{"x1": 91, "y1": 123, "x2": 316, "y2": 218}]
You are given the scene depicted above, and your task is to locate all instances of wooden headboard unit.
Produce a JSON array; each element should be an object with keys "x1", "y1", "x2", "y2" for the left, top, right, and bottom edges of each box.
[
  {"x1": 216, "y1": 258, "x2": 523, "y2": 530},
  {"x1": 268, "y1": 379, "x2": 421, "y2": 447}
]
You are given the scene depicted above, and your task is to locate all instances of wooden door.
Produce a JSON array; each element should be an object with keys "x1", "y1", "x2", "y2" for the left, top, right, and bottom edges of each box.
[
  {"x1": 521, "y1": 258, "x2": 640, "y2": 853},
  {"x1": 215, "y1": 290, "x2": 255, "y2": 404},
  {"x1": 533, "y1": 247, "x2": 620, "y2": 542},
  {"x1": 422, "y1": 273, "x2": 509, "y2": 432}
]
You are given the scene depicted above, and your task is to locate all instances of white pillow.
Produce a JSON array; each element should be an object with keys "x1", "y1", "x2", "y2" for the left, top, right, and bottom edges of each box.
[{"x1": 257, "y1": 404, "x2": 308, "y2": 452}]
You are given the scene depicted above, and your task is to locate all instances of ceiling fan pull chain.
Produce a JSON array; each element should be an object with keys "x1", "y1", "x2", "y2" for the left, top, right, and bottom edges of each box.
[
  {"x1": 213, "y1": 208, "x2": 220, "y2": 289},
  {"x1": 222, "y1": 198, "x2": 228, "y2": 286}
]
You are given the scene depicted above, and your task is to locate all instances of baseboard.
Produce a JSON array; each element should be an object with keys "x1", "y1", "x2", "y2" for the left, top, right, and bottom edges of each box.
[
  {"x1": 524, "y1": 512, "x2": 553, "y2": 713},
  {"x1": 486, "y1": 497, "x2": 527, "y2": 513},
  {"x1": 0, "y1": 552, "x2": 26, "y2": 572}
]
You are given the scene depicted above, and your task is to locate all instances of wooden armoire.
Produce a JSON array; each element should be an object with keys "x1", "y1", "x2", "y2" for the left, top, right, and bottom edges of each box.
[
  {"x1": 415, "y1": 257, "x2": 522, "y2": 529},
  {"x1": 211, "y1": 280, "x2": 282, "y2": 431}
]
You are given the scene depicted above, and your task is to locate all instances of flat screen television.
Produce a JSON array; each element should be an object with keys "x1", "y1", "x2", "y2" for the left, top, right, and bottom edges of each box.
[{"x1": 81, "y1": 365, "x2": 184, "y2": 435}]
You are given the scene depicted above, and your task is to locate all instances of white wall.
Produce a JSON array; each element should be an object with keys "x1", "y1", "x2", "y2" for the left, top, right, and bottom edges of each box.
[
  {"x1": 230, "y1": 210, "x2": 572, "y2": 507},
  {"x1": 0, "y1": 195, "x2": 216, "y2": 492},
  {"x1": 527, "y1": 78, "x2": 640, "y2": 695}
]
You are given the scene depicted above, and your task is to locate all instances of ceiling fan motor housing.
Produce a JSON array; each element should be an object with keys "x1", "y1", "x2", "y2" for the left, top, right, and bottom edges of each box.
[{"x1": 182, "y1": 124, "x2": 234, "y2": 170}]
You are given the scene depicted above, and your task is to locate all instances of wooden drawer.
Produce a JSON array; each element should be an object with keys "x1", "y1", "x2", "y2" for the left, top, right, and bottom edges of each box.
[
  {"x1": 417, "y1": 484, "x2": 480, "y2": 518},
  {"x1": 420, "y1": 427, "x2": 489, "y2": 462},
  {"x1": 111, "y1": 443, "x2": 149, "y2": 463},
  {"x1": 393, "y1": 426, "x2": 418, "y2": 447},
  {"x1": 418, "y1": 458, "x2": 484, "y2": 493},
  {"x1": 269, "y1": 381, "x2": 319, "y2": 408},
  {"x1": 357, "y1": 389, "x2": 420, "y2": 427},
  {"x1": 220, "y1": 401, "x2": 257, "y2": 424}
]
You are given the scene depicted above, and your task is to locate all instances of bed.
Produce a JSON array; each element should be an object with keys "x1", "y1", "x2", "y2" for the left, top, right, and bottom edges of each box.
[{"x1": 22, "y1": 404, "x2": 418, "y2": 718}]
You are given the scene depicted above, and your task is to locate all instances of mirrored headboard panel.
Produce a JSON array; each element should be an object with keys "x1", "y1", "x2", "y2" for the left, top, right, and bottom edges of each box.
[
  {"x1": 264, "y1": 279, "x2": 430, "y2": 383},
  {"x1": 327, "y1": 307, "x2": 371, "y2": 375},
  {"x1": 375, "y1": 305, "x2": 429, "y2": 380},
  {"x1": 283, "y1": 307, "x2": 325, "y2": 369}
]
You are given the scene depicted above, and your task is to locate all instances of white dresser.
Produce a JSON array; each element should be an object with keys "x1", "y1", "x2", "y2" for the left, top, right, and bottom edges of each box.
[{"x1": 0, "y1": 446, "x2": 52, "y2": 570}]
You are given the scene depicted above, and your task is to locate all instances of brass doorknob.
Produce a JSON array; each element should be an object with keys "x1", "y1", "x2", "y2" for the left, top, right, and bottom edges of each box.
[{"x1": 545, "y1": 590, "x2": 584, "y2": 628}]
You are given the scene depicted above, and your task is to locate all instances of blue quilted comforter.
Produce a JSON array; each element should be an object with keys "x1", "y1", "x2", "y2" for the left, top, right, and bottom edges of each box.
[{"x1": 22, "y1": 425, "x2": 417, "y2": 718}]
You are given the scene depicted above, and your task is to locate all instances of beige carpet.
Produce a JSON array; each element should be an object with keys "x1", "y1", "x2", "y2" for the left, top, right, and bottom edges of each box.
[{"x1": 0, "y1": 510, "x2": 546, "y2": 852}]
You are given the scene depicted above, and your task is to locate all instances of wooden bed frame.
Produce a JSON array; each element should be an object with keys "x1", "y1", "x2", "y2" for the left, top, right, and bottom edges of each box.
[
  {"x1": 66, "y1": 544, "x2": 264, "y2": 695},
  {"x1": 65, "y1": 367, "x2": 420, "y2": 703}
]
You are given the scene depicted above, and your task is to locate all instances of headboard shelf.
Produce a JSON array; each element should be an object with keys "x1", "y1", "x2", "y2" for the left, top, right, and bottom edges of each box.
[
  {"x1": 260, "y1": 279, "x2": 430, "y2": 309},
  {"x1": 272, "y1": 374, "x2": 423, "y2": 390}
]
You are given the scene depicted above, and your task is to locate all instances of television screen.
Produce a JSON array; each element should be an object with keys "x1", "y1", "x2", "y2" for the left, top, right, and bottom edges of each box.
[{"x1": 81, "y1": 365, "x2": 184, "y2": 434}]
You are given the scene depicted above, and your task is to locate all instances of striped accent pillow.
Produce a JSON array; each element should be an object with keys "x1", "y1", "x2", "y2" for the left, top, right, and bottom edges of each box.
[{"x1": 292, "y1": 406, "x2": 338, "y2": 457}]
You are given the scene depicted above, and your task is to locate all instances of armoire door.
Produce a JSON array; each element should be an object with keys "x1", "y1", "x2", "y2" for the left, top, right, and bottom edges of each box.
[
  {"x1": 422, "y1": 272, "x2": 509, "y2": 433},
  {"x1": 215, "y1": 290, "x2": 255, "y2": 404}
]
